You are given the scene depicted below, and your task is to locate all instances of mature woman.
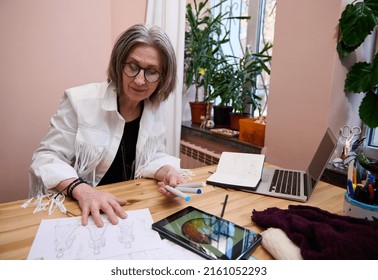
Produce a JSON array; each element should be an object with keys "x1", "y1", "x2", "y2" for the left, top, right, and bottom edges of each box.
[{"x1": 29, "y1": 24, "x2": 185, "y2": 227}]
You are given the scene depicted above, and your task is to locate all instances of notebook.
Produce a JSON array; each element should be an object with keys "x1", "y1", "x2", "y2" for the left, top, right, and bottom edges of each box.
[
  {"x1": 252, "y1": 127, "x2": 337, "y2": 202},
  {"x1": 206, "y1": 152, "x2": 265, "y2": 190}
]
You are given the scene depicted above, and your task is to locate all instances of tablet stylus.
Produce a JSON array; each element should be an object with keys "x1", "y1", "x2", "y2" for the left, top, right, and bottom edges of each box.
[{"x1": 220, "y1": 194, "x2": 228, "y2": 218}]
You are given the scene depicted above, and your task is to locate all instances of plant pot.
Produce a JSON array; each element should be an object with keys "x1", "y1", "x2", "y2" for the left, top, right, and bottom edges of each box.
[
  {"x1": 213, "y1": 105, "x2": 233, "y2": 128},
  {"x1": 229, "y1": 113, "x2": 251, "y2": 131},
  {"x1": 190, "y1": 102, "x2": 212, "y2": 124},
  {"x1": 238, "y1": 118, "x2": 266, "y2": 147}
]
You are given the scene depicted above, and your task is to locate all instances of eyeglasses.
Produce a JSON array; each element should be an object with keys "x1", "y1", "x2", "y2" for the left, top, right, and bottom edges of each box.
[{"x1": 123, "y1": 62, "x2": 161, "y2": 83}]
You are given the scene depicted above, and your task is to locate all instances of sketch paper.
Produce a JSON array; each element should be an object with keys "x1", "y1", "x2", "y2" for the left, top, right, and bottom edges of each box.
[
  {"x1": 106, "y1": 239, "x2": 204, "y2": 260},
  {"x1": 27, "y1": 208, "x2": 163, "y2": 260}
]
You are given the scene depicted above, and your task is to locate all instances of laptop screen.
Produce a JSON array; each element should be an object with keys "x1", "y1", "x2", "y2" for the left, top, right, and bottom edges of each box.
[{"x1": 306, "y1": 127, "x2": 337, "y2": 195}]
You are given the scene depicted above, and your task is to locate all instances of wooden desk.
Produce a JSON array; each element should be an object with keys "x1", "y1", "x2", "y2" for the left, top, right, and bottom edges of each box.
[{"x1": 0, "y1": 165, "x2": 345, "y2": 260}]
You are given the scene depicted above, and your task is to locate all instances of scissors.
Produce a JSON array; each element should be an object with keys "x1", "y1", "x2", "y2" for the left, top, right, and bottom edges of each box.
[{"x1": 340, "y1": 125, "x2": 361, "y2": 153}]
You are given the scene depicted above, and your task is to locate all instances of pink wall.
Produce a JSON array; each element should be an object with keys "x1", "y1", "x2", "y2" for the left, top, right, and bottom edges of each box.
[
  {"x1": 0, "y1": 0, "x2": 146, "y2": 203},
  {"x1": 0, "y1": 0, "x2": 355, "y2": 203},
  {"x1": 264, "y1": 0, "x2": 357, "y2": 169},
  {"x1": 111, "y1": 0, "x2": 148, "y2": 43}
]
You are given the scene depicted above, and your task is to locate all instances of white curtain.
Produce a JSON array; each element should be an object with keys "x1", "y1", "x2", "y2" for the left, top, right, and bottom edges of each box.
[{"x1": 146, "y1": 0, "x2": 186, "y2": 157}]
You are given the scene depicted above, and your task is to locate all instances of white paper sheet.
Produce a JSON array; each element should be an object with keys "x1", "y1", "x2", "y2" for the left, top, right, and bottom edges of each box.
[
  {"x1": 106, "y1": 239, "x2": 203, "y2": 260},
  {"x1": 27, "y1": 208, "x2": 204, "y2": 260}
]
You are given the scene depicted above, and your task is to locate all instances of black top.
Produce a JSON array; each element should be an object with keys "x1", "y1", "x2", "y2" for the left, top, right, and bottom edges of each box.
[{"x1": 98, "y1": 116, "x2": 141, "y2": 186}]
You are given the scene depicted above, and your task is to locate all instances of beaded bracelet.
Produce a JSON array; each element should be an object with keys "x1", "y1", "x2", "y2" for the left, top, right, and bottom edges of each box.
[{"x1": 66, "y1": 177, "x2": 86, "y2": 199}]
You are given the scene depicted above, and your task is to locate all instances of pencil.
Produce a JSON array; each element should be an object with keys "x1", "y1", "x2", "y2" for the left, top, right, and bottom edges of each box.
[{"x1": 220, "y1": 194, "x2": 228, "y2": 218}]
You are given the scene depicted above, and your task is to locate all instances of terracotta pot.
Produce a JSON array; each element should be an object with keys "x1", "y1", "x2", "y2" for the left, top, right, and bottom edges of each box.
[{"x1": 190, "y1": 102, "x2": 212, "y2": 124}]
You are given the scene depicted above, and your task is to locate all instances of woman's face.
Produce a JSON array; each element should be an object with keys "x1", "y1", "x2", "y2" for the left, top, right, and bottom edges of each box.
[{"x1": 122, "y1": 44, "x2": 162, "y2": 103}]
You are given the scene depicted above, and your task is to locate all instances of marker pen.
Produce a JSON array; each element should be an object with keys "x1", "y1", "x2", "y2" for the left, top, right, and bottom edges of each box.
[
  {"x1": 175, "y1": 187, "x2": 202, "y2": 194},
  {"x1": 177, "y1": 182, "x2": 206, "y2": 188},
  {"x1": 347, "y1": 179, "x2": 354, "y2": 198},
  {"x1": 164, "y1": 185, "x2": 191, "y2": 201}
]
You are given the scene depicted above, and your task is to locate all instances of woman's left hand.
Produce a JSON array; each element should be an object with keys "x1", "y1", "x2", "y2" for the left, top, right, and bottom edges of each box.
[{"x1": 155, "y1": 165, "x2": 185, "y2": 197}]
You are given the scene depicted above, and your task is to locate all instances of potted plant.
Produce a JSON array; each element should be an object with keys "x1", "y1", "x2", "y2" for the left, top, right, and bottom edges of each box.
[
  {"x1": 184, "y1": 0, "x2": 228, "y2": 123},
  {"x1": 205, "y1": 43, "x2": 272, "y2": 129},
  {"x1": 184, "y1": 0, "x2": 250, "y2": 124},
  {"x1": 229, "y1": 44, "x2": 272, "y2": 130},
  {"x1": 337, "y1": 0, "x2": 378, "y2": 129},
  {"x1": 207, "y1": 56, "x2": 235, "y2": 127}
]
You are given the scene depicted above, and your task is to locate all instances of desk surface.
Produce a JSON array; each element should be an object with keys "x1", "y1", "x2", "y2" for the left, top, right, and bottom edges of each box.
[{"x1": 0, "y1": 165, "x2": 345, "y2": 260}]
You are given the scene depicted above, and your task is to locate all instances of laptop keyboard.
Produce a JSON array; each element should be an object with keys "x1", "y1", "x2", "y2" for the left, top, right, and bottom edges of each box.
[{"x1": 269, "y1": 170, "x2": 301, "y2": 196}]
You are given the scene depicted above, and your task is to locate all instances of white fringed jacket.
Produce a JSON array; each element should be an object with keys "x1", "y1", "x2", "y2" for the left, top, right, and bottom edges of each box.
[{"x1": 29, "y1": 82, "x2": 180, "y2": 197}]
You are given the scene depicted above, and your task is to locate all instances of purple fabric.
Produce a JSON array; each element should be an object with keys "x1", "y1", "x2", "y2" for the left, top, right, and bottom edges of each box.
[{"x1": 251, "y1": 205, "x2": 378, "y2": 259}]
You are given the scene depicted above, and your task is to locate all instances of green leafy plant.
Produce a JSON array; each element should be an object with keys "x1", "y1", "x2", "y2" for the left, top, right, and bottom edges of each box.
[
  {"x1": 207, "y1": 43, "x2": 272, "y2": 115},
  {"x1": 231, "y1": 43, "x2": 272, "y2": 115},
  {"x1": 207, "y1": 56, "x2": 235, "y2": 107},
  {"x1": 337, "y1": 0, "x2": 378, "y2": 128},
  {"x1": 184, "y1": 0, "x2": 249, "y2": 102},
  {"x1": 184, "y1": 0, "x2": 228, "y2": 102}
]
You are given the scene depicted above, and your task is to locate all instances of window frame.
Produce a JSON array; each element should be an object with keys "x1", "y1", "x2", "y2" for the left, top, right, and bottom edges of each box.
[{"x1": 210, "y1": 0, "x2": 275, "y2": 115}]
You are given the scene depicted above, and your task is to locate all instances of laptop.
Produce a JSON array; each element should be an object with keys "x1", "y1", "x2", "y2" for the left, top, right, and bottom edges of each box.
[{"x1": 252, "y1": 127, "x2": 337, "y2": 202}]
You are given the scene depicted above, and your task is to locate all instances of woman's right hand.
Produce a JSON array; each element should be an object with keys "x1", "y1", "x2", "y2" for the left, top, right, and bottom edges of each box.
[{"x1": 59, "y1": 180, "x2": 127, "y2": 227}]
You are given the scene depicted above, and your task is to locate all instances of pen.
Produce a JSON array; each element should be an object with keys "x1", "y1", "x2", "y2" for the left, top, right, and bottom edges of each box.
[
  {"x1": 220, "y1": 194, "x2": 228, "y2": 218},
  {"x1": 353, "y1": 167, "x2": 357, "y2": 185},
  {"x1": 347, "y1": 179, "x2": 354, "y2": 198},
  {"x1": 164, "y1": 185, "x2": 191, "y2": 201},
  {"x1": 175, "y1": 187, "x2": 202, "y2": 194},
  {"x1": 367, "y1": 184, "x2": 374, "y2": 202},
  {"x1": 177, "y1": 182, "x2": 206, "y2": 188}
]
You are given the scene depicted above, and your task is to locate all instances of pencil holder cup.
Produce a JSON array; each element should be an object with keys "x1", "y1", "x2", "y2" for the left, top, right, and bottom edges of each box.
[{"x1": 343, "y1": 192, "x2": 378, "y2": 221}]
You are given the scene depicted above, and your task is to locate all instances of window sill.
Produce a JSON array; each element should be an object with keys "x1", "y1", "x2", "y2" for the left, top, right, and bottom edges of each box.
[
  {"x1": 181, "y1": 121, "x2": 262, "y2": 154},
  {"x1": 181, "y1": 121, "x2": 346, "y2": 188}
]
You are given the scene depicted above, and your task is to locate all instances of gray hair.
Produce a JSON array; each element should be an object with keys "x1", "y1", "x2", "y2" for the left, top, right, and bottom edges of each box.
[{"x1": 107, "y1": 24, "x2": 177, "y2": 104}]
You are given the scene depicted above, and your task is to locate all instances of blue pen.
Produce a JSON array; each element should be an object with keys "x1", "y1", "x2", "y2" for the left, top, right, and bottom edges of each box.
[{"x1": 347, "y1": 179, "x2": 354, "y2": 198}]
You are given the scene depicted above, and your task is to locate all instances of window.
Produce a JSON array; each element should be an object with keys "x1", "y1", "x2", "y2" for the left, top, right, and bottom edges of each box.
[{"x1": 211, "y1": 0, "x2": 276, "y2": 115}]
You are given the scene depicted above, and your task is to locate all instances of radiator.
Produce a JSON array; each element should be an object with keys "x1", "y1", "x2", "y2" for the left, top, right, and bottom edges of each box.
[{"x1": 180, "y1": 140, "x2": 220, "y2": 169}]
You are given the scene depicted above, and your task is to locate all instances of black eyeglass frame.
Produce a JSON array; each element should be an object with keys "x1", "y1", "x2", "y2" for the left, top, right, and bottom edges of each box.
[{"x1": 123, "y1": 62, "x2": 161, "y2": 83}]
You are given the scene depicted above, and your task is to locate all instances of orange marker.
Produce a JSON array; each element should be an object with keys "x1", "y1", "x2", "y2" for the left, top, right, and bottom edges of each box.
[
  {"x1": 352, "y1": 167, "x2": 357, "y2": 185},
  {"x1": 367, "y1": 184, "x2": 374, "y2": 202}
]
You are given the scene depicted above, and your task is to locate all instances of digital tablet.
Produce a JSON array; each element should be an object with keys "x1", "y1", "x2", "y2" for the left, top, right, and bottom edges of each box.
[{"x1": 152, "y1": 206, "x2": 262, "y2": 260}]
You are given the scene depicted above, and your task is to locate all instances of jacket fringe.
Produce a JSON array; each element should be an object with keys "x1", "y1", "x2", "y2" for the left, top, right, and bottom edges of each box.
[
  {"x1": 74, "y1": 140, "x2": 105, "y2": 183},
  {"x1": 134, "y1": 136, "x2": 164, "y2": 178}
]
